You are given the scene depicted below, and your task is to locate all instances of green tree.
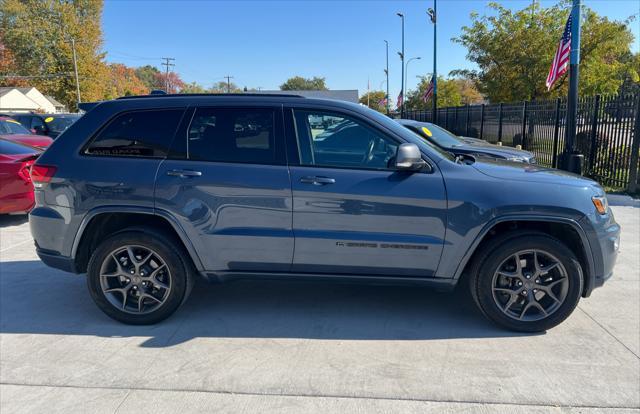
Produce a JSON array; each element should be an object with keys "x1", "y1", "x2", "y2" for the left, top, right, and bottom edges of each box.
[
  {"x1": 181, "y1": 81, "x2": 207, "y2": 94},
  {"x1": 280, "y1": 76, "x2": 328, "y2": 90},
  {"x1": 359, "y1": 91, "x2": 387, "y2": 113},
  {"x1": 453, "y1": 1, "x2": 637, "y2": 102},
  {"x1": 405, "y1": 76, "x2": 484, "y2": 110},
  {"x1": 0, "y1": 0, "x2": 108, "y2": 110},
  {"x1": 209, "y1": 80, "x2": 241, "y2": 93},
  {"x1": 134, "y1": 65, "x2": 161, "y2": 90}
]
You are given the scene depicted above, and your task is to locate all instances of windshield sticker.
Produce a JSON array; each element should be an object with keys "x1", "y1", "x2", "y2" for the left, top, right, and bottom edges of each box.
[
  {"x1": 421, "y1": 126, "x2": 432, "y2": 137},
  {"x1": 44, "y1": 117, "x2": 54, "y2": 123}
]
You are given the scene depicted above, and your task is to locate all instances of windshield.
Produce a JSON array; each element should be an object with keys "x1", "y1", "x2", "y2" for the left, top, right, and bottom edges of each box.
[
  {"x1": 359, "y1": 107, "x2": 456, "y2": 161},
  {"x1": 0, "y1": 119, "x2": 32, "y2": 135},
  {"x1": 46, "y1": 115, "x2": 81, "y2": 132},
  {"x1": 409, "y1": 122, "x2": 463, "y2": 147}
]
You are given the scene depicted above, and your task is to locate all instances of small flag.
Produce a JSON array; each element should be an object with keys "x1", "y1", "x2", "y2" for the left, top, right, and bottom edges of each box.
[
  {"x1": 546, "y1": 14, "x2": 572, "y2": 91},
  {"x1": 397, "y1": 91, "x2": 403, "y2": 108},
  {"x1": 422, "y1": 77, "x2": 434, "y2": 102},
  {"x1": 378, "y1": 96, "x2": 388, "y2": 106}
]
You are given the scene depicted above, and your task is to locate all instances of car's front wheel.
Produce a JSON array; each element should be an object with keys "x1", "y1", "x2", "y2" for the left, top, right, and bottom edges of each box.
[
  {"x1": 87, "y1": 230, "x2": 192, "y2": 324},
  {"x1": 469, "y1": 233, "x2": 583, "y2": 332}
]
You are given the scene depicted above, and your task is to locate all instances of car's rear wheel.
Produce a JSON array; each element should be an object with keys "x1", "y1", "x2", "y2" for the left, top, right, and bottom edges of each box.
[
  {"x1": 87, "y1": 230, "x2": 192, "y2": 324},
  {"x1": 469, "y1": 233, "x2": 583, "y2": 332}
]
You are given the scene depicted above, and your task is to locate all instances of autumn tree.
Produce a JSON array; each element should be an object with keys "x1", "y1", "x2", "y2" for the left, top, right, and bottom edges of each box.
[
  {"x1": 405, "y1": 76, "x2": 484, "y2": 110},
  {"x1": 0, "y1": 0, "x2": 109, "y2": 110},
  {"x1": 181, "y1": 82, "x2": 208, "y2": 94},
  {"x1": 453, "y1": 1, "x2": 638, "y2": 102},
  {"x1": 209, "y1": 80, "x2": 241, "y2": 93},
  {"x1": 135, "y1": 65, "x2": 161, "y2": 90},
  {"x1": 359, "y1": 91, "x2": 388, "y2": 113},
  {"x1": 103, "y1": 63, "x2": 148, "y2": 98},
  {"x1": 153, "y1": 71, "x2": 185, "y2": 94},
  {"x1": 280, "y1": 76, "x2": 328, "y2": 90}
]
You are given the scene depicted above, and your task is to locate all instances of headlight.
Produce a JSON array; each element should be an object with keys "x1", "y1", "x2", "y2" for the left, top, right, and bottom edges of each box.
[{"x1": 591, "y1": 196, "x2": 608, "y2": 215}]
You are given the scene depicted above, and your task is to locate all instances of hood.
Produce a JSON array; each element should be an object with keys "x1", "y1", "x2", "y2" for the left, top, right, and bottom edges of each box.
[
  {"x1": 0, "y1": 134, "x2": 53, "y2": 149},
  {"x1": 457, "y1": 137, "x2": 534, "y2": 159},
  {"x1": 471, "y1": 157, "x2": 599, "y2": 189}
]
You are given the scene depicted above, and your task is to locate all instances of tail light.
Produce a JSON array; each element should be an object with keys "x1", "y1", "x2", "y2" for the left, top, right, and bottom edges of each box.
[{"x1": 30, "y1": 164, "x2": 57, "y2": 188}]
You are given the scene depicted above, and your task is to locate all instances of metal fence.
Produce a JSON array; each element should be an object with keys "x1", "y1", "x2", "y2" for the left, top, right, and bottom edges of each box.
[{"x1": 403, "y1": 92, "x2": 640, "y2": 192}]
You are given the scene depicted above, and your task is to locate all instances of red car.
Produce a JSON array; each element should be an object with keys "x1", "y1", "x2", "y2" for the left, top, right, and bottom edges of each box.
[
  {"x1": 0, "y1": 138, "x2": 41, "y2": 214},
  {"x1": 0, "y1": 116, "x2": 53, "y2": 150}
]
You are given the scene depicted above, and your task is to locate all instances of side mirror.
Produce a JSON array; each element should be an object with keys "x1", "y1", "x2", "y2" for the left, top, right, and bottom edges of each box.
[{"x1": 395, "y1": 143, "x2": 428, "y2": 171}]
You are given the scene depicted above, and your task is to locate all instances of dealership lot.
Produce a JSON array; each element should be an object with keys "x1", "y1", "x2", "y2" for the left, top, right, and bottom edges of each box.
[{"x1": 1, "y1": 198, "x2": 638, "y2": 413}]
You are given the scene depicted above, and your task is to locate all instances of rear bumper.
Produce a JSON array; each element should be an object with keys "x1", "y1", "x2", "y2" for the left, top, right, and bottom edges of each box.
[{"x1": 36, "y1": 248, "x2": 78, "y2": 274}]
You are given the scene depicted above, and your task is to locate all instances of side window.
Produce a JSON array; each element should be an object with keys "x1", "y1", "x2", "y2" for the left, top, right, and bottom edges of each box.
[
  {"x1": 293, "y1": 110, "x2": 398, "y2": 170},
  {"x1": 85, "y1": 109, "x2": 183, "y2": 157},
  {"x1": 31, "y1": 117, "x2": 45, "y2": 130},
  {"x1": 187, "y1": 107, "x2": 278, "y2": 164}
]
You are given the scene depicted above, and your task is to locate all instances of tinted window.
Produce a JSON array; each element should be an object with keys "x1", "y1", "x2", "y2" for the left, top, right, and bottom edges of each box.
[
  {"x1": 293, "y1": 110, "x2": 398, "y2": 170},
  {"x1": 31, "y1": 117, "x2": 45, "y2": 130},
  {"x1": 47, "y1": 115, "x2": 81, "y2": 133},
  {"x1": 86, "y1": 109, "x2": 183, "y2": 157},
  {"x1": 188, "y1": 108, "x2": 277, "y2": 164},
  {"x1": 0, "y1": 119, "x2": 32, "y2": 135}
]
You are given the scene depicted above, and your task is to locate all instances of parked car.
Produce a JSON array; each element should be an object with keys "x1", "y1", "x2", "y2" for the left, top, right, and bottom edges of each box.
[
  {"x1": 0, "y1": 138, "x2": 41, "y2": 214},
  {"x1": 0, "y1": 117, "x2": 53, "y2": 150},
  {"x1": 30, "y1": 93, "x2": 619, "y2": 331},
  {"x1": 11, "y1": 113, "x2": 82, "y2": 139},
  {"x1": 397, "y1": 119, "x2": 536, "y2": 163}
]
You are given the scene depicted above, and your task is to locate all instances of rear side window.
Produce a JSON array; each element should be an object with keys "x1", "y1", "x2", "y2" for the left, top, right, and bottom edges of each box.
[
  {"x1": 187, "y1": 107, "x2": 279, "y2": 164},
  {"x1": 85, "y1": 109, "x2": 183, "y2": 157}
]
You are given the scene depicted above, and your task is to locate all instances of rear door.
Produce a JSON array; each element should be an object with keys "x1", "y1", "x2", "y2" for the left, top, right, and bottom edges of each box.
[
  {"x1": 286, "y1": 108, "x2": 447, "y2": 277},
  {"x1": 155, "y1": 105, "x2": 293, "y2": 272}
]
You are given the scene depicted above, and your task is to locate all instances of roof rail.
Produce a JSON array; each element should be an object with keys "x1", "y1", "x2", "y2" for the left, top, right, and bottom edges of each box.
[{"x1": 116, "y1": 93, "x2": 305, "y2": 100}]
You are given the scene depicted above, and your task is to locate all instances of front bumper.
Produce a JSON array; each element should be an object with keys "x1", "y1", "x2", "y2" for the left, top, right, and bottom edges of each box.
[{"x1": 579, "y1": 210, "x2": 620, "y2": 297}]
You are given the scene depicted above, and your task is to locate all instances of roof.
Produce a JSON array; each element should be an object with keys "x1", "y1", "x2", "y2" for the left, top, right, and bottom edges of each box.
[
  {"x1": 44, "y1": 95, "x2": 65, "y2": 107},
  {"x1": 257, "y1": 90, "x2": 359, "y2": 103}
]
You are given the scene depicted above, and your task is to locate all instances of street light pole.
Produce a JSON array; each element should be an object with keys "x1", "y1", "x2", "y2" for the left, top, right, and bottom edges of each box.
[
  {"x1": 397, "y1": 12, "x2": 405, "y2": 117},
  {"x1": 562, "y1": 0, "x2": 583, "y2": 173},
  {"x1": 405, "y1": 57, "x2": 421, "y2": 109},
  {"x1": 384, "y1": 40, "x2": 390, "y2": 115},
  {"x1": 428, "y1": 1, "x2": 437, "y2": 122}
]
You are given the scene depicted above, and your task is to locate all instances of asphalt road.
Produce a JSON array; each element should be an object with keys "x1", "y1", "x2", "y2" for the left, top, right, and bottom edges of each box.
[{"x1": 1, "y1": 197, "x2": 638, "y2": 413}]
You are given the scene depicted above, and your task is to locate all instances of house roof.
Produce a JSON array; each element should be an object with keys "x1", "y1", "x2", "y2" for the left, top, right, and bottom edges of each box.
[{"x1": 45, "y1": 95, "x2": 65, "y2": 108}]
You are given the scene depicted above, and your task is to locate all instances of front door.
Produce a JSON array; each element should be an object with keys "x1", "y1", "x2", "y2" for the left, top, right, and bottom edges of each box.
[
  {"x1": 155, "y1": 105, "x2": 293, "y2": 272},
  {"x1": 288, "y1": 109, "x2": 447, "y2": 277}
]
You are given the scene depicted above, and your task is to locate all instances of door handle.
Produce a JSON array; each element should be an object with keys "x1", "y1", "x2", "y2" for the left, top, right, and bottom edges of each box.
[
  {"x1": 300, "y1": 176, "x2": 335, "y2": 185},
  {"x1": 166, "y1": 169, "x2": 202, "y2": 178}
]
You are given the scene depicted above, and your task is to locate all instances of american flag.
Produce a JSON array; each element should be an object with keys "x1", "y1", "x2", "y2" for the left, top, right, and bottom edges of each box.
[
  {"x1": 396, "y1": 91, "x2": 403, "y2": 108},
  {"x1": 422, "y1": 77, "x2": 435, "y2": 102},
  {"x1": 378, "y1": 96, "x2": 388, "y2": 106},
  {"x1": 546, "y1": 14, "x2": 572, "y2": 91}
]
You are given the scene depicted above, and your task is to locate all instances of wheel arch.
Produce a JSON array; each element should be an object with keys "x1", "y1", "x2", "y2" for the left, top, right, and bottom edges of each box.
[
  {"x1": 455, "y1": 215, "x2": 595, "y2": 297},
  {"x1": 72, "y1": 207, "x2": 204, "y2": 274}
]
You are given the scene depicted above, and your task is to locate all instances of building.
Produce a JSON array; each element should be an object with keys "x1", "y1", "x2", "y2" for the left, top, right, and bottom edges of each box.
[
  {"x1": 257, "y1": 90, "x2": 359, "y2": 103},
  {"x1": 0, "y1": 87, "x2": 67, "y2": 113}
]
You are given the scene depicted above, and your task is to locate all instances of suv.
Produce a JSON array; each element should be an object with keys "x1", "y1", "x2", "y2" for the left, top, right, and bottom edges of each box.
[
  {"x1": 12, "y1": 113, "x2": 82, "y2": 139},
  {"x1": 30, "y1": 94, "x2": 620, "y2": 331}
]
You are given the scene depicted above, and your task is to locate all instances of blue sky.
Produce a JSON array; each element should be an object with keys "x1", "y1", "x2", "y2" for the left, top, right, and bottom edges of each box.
[{"x1": 103, "y1": 1, "x2": 639, "y2": 98}]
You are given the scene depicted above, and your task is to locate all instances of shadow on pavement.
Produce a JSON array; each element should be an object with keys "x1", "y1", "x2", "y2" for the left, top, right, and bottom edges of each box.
[
  {"x1": 0, "y1": 260, "x2": 535, "y2": 347},
  {"x1": 0, "y1": 215, "x2": 28, "y2": 228}
]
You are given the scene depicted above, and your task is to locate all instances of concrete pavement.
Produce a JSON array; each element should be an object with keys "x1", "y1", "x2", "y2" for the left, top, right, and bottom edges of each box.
[{"x1": 1, "y1": 200, "x2": 638, "y2": 413}]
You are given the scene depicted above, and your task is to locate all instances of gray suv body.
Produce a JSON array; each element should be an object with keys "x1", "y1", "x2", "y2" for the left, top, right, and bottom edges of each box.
[{"x1": 30, "y1": 94, "x2": 620, "y2": 331}]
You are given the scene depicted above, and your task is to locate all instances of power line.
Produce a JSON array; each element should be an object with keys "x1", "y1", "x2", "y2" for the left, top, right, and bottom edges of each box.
[
  {"x1": 161, "y1": 57, "x2": 175, "y2": 92},
  {"x1": 223, "y1": 75, "x2": 234, "y2": 93}
]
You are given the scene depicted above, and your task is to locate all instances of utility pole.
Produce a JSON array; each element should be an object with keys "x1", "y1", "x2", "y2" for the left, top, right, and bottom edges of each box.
[
  {"x1": 223, "y1": 75, "x2": 234, "y2": 93},
  {"x1": 428, "y1": 1, "x2": 437, "y2": 122},
  {"x1": 161, "y1": 57, "x2": 175, "y2": 92},
  {"x1": 70, "y1": 38, "x2": 81, "y2": 104},
  {"x1": 397, "y1": 12, "x2": 405, "y2": 117},
  {"x1": 562, "y1": 0, "x2": 583, "y2": 173},
  {"x1": 384, "y1": 40, "x2": 390, "y2": 115}
]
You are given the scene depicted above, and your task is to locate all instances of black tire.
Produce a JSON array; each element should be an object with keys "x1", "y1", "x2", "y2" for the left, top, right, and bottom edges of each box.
[
  {"x1": 469, "y1": 232, "x2": 583, "y2": 332},
  {"x1": 87, "y1": 230, "x2": 193, "y2": 324}
]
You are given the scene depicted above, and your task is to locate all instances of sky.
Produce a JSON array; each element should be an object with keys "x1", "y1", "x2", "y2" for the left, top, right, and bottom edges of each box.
[{"x1": 103, "y1": 0, "x2": 640, "y2": 99}]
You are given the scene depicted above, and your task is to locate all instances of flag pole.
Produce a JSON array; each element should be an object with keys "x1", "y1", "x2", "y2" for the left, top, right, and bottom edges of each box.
[
  {"x1": 562, "y1": 0, "x2": 583, "y2": 173},
  {"x1": 432, "y1": 0, "x2": 437, "y2": 123}
]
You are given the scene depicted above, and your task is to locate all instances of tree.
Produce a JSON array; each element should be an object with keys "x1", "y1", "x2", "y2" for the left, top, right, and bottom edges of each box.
[
  {"x1": 153, "y1": 71, "x2": 185, "y2": 94},
  {"x1": 134, "y1": 65, "x2": 161, "y2": 90},
  {"x1": 181, "y1": 81, "x2": 207, "y2": 94},
  {"x1": 359, "y1": 91, "x2": 387, "y2": 113},
  {"x1": 280, "y1": 76, "x2": 328, "y2": 90},
  {"x1": 0, "y1": 35, "x2": 29, "y2": 87},
  {"x1": 405, "y1": 76, "x2": 484, "y2": 110},
  {"x1": 209, "y1": 80, "x2": 241, "y2": 93},
  {"x1": 453, "y1": 1, "x2": 637, "y2": 102},
  {"x1": 103, "y1": 63, "x2": 148, "y2": 99},
  {"x1": 0, "y1": 0, "x2": 109, "y2": 110}
]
